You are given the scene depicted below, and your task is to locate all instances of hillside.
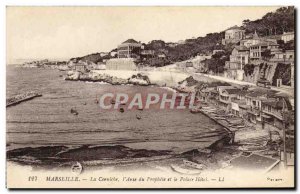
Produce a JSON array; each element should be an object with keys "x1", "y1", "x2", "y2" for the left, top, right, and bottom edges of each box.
[
  {"x1": 70, "y1": 6, "x2": 294, "y2": 68},
  {"x1": 242, "y1": 6, "x2": 294, "y2": 36}
]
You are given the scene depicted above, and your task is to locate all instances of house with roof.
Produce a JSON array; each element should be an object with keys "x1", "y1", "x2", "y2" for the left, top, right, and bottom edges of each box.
[
  {"x1": 196, "y1": 86, "x2": 217, "y2": 103},
  {"x1": 224, "y1": 45, "x2": 249, "y2": 81},
  {"x1": 249, "y1": 41, "x2": 280, "y2": 60},
  {"x1": 117, "y1": 39, "x2": 142, "y2": 58},
  {"x1": 230, "y1": 90, "x2": 249, "y2": 118},
  {"x1": 73, "y1": 61, "x2": 88, "y2": 73},
  {"x1": 240, "y1": 31, "x2": 262, "y2": 48},
  {"x1": 261, "y1": 95, "x2": 293, "y2": 131},
  {"x1": 241, "y1": 31, "x2": 278, "y2": 48},
  {"x1": 218, "y1": 87, "x2": 242, "y2": 112},
  {"x1": 222, "y1": 25, "x2": 245, "y2": 45}
]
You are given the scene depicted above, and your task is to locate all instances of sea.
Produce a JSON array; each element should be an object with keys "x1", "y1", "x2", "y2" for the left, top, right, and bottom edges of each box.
[{"x1": 6, "y1": 66, "x2": 226, "y2": 154}]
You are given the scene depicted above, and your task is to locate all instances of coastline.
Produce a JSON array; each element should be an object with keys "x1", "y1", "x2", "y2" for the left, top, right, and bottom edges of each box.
[{"x1": 6, "y1": 65, "x2": 284, "y2": 174}]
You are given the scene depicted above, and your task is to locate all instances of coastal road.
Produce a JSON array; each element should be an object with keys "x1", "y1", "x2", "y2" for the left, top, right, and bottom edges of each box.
[{"x1": 154, "y1": 63, "x2": 294, "y2": 97}]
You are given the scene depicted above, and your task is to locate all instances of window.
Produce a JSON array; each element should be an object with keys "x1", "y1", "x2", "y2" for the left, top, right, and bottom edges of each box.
[{"x1": 268, "y1": 106, "x2": 271, "y2": 112}]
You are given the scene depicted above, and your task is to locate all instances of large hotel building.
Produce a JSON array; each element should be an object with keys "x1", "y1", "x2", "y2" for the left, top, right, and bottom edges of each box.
[{"x1": 117, "y1": 39, "x2": 142, "y2": 58}]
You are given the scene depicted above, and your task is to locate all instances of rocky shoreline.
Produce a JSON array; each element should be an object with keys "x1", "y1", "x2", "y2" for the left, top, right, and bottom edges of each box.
[{"x1": 65, "y1": 70, "x2": 152, "y2": 86}]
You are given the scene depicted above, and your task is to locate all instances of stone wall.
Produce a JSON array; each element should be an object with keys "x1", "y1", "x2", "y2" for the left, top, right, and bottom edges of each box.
[{"x1": 106, "y1": 58, "x2": 137, "y2": 71}]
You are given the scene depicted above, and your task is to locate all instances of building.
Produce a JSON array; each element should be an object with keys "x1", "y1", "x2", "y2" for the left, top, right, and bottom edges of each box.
[
  {"x1": 240, "y1": 31, "x2": 262, "y2": 48},
  {"x1": 73, "y1": 62, "x2": 88, "y2": 72},
  {"x1": 218, "y1": 87, "x2": 242, "y2": 112},
  {"x1": 224, "y1": 46, "x2": 249, "y2": 81},
  {"x1": 261, "y1": 96, "x2": 293, "y2": 130},
  {"x1": 99, "y1": 52, "x2": 109, "y2": 57},
  {"x1": 212, "y1": 49, "x2": 225, "y2": 55},
  {"x1": 166, "y1": 42, "x2": 178, "y2": 48},
  {"x1": 196, "y1": 87, "x2": 217, "y2": 103},
  {"x1": 249, "y1": 41, "x2": 279, "y2": 60},
  {"x1": 268, "y1": 49, "x2": 294, "y2": 87},
  {"x1": 117, "y1": 39, "x2": 142, "y2": 58},
  {"x1": 186, "y1": 61, "x2": 193, "y2": 67},
  {"x1": 241, "y1": 31, "x2": 278, "y2": 48},
  {"x1": 281, "y1": 32, "x2": 294, "y2": 43},
  {"x1": 141, "y1": 50, "x2": 155, "y2": 56},
  {"x1": 222, "y1": 25, "x2": 245, "y2": 45},
  {"x1": 245, "y1": 89, "x2": 278, "y2": 129},
  {"x1": 230, "y1": 90, "x2": 249, "y2": 118},
  {"x1": 110, "y1": 51, "x2": 118, "y2": 58}
]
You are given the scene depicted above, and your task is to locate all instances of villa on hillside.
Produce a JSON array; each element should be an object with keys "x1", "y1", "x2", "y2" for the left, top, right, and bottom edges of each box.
[
  {"x1": 117, "y1": 39, "x2": 142, "y2": 58},
  {"x1": 249, "y1": 42, "x2": 280, "y2": 60},
  {"x1": 224, "y1": 45, "x2": 249, "y2": 81},
  {"x1": 240, "y1": 31, "x2": 278, "y2": 48},
  {"x1": 222, "y1": 25, "x2": 245, "y2": 45}
]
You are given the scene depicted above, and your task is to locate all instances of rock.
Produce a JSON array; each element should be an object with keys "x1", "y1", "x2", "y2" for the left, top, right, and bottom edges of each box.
[
  {"x1": 208, "y1": 135, "x2": 232, "y2": 151},
  {"x1": 65, "y1": 71, "x2": 81, "y2": 80},
  {"x1": 128, "y1": 77, "x2": 149, "y2": 86},
  {"x1": 198, "y1": 148, "x2": 212, "y2": 154}
]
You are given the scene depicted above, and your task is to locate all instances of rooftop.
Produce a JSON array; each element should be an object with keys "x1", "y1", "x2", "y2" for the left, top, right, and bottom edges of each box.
[
  {"x1": 282, "y1": 31, "x2": 294, "y2": 36},
  {"x1": 122, "y1": 39, "x2": 140, "y2": 44},
  {"x1": 246, "y1": 88, "x2": 278, "y2": 98},
  {"x1": 235, "y1": 45, "x2": 249, "y2": 51},
  {"x1": 225, "y1": 25, "x2": 244, "y2": 31},
  {"x1": 224, "y1": 88, "x2": 242, "y2": 95}
]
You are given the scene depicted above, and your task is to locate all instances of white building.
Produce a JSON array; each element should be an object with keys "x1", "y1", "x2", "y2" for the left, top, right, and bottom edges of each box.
[{"x1": 281, "y1": 32, "x2": 294, "y2": 43}]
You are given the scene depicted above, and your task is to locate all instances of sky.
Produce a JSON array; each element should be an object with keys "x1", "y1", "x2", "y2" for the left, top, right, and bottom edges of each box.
[{"x1": 6, "y1": 6, "x2": 280, "y2": 63}]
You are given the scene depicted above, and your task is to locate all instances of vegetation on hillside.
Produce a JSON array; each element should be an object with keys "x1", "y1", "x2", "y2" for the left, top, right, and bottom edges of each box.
[
  {"x1": 242, "y1": 6, "x2": 294, "y2": 36},
  {"x1": 272, "y1": 63, "x2": 291, "y2": 86},
  {"x1": 70, "y1": 52, "x2": 110, "y2": 63}
]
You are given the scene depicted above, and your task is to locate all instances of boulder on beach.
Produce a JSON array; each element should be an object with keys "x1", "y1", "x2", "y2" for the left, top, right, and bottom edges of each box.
[
  {"x1": 128, "y1": 77, "x2": 149, "y2": 86},
  {"x1": 128, "y1": 73, "x2": 151, "y2": 86}
]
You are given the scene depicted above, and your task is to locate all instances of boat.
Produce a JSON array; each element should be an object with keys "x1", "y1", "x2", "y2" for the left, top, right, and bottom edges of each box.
[
  {"x1": 70, "y1": 108, "x2": 78, "y2": 115},
  {"x1": 183, "y1": 160, "x2": 206, "y2": 170},
  {"x1": 190, "y1": 107, "x2": 202, "y2": 114},
  {"x1": 6, "y1": 91, "x2": 42, "y2": 107},
  {"x1": 170, "y1": 164, "x2": 202, "y2": 175},
  {"x1": 136, "y1": 115, "x2": 142, "y2": 120},
  {"x1": 71, "y1": 162, "x2": 83, "y2": 175}
]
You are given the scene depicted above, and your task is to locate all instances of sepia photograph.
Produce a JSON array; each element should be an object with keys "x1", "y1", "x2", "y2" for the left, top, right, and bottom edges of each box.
[{"x1": 6, "y1": 6, "x2": 295, "y2": 188}]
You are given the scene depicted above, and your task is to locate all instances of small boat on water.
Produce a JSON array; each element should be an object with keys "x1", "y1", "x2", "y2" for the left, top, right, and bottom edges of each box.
[
  {"x1": 70, "y1": 108, "x2": 78, "y2": 115},
  {"x1": 136, "y1": 114, "x2": 142, "y2": 120},
  {"x1": 190, "y1": 107, "x2": 202, "y2": 114},
  {"x1": 183, "y1": 160, "x2": 206, "y2": 170},
  {"x1": 170, "y1": 164, "x2": 202, "y2": 175},
  {"x1": 71, "y1": 162, "x2": 83, "y2": 175},
  {"x1": 6, "y1": 91, "x2": 42, "y2": 107}
]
